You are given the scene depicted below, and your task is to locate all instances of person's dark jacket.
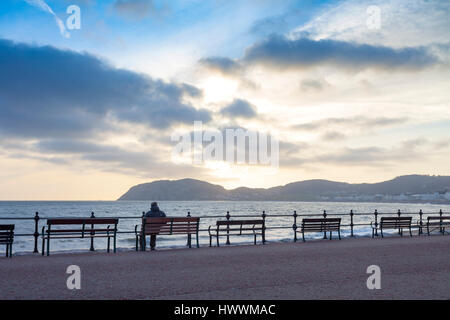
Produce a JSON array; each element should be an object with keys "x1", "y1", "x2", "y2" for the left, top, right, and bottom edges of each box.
[{"x1": 145, "y1": 204, "x2": 166, "y2": 217}]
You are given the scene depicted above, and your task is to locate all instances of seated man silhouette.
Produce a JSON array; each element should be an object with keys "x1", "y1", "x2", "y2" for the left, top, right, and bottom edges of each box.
[{"x1": 144, "y1": 202, "x2": 166, "y2": 250}]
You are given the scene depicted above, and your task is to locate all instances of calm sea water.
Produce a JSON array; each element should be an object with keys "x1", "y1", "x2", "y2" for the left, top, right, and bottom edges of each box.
[{"x1": 1, "y1": 201, "x2": 449, "y2": 254}]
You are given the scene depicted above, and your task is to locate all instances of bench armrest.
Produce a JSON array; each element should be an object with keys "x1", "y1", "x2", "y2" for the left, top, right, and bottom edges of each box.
[{"x1": 134, "y1": 224, "x2": 141, "y2": 235}]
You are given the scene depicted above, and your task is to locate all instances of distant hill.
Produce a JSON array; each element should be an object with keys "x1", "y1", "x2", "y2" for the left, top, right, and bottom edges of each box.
[{"x1": 117, "y1": 175, "x2": 450, "y2": 203}]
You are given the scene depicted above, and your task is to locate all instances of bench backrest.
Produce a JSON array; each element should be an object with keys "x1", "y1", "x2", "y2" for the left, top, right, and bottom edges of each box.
[
  {"x1": 46, "y1": 219, "x2": 119, "y2": 236},
  {"x1": 216, "y1": 220, "x2": 263, "y2": 227},
  {"x1": 380, "y1": 217, "x2": 411, "y2": 228},
  {"x1": 142, "y1": 217, "x2": 200, "y2": 235},
  {"x1": 301, "y1": 218, "x2": 341, "y2": 231},
  {"x1": 0, "y1": 224, "x2": 14, "y2": 244}
]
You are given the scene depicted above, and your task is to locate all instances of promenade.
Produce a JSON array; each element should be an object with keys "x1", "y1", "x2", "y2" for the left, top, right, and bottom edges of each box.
[{"x1": 0, "y1": 235, "x2": 448, "y2": 299}]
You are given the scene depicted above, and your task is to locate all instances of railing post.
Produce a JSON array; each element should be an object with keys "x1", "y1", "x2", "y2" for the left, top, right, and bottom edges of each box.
[
  {"x1": 439, "y1": 209, "x2": 443, "y2": 233},
  {"x1": 293, "y1": 211, "x2": 298, "y2": 242},
  {"x1": 419, "y1": 209, "x2": 423, "y2": 235},
  {"x1": 90, "y1": 211, "x2": 95, "y2": 251},
  {"x1": 141, "y1": 212, "x2": 145, "y2": 251},
  {"x1": 374, "y1": 209, "x2": 378, "y2": 236},
  {"x1": 397, "y1": 209, "x2": 402, "y2": 234},
  {"x1": 261, "y1": 211, "x2": 266, "y2": 245},
  {"x1": 187, "y1": 211, "x2": 192, "y2": 247},
  {"x1": 33, "y1": 212, "x2": 40, "y2": 253},
  {"x1": 226, "y1": 211, "x2": 231, "y2": 245},
  {"x1": 350, "y1": 210, "x2": 354, "y2": 237},
  {"x1": 323, "y1": 210, "x2": 327, "y2": 239}
]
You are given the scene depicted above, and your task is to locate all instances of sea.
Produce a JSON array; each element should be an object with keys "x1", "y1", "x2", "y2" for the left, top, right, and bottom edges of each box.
[{"x1": 1, "y1": 201, "x2": 449, "y2": 255}]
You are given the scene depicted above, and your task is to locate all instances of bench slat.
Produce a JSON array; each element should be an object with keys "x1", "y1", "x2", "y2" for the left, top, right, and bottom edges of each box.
[
  {"x1": 0, "y1": 225, "x2": 14, "y2": 231},
  {"x1": 217, "y1": 220, "x2": 263, "y2": 226},
  {"x1": 143, "y1": 217, "x2": 199, "y2": 223},
  {"x1": 47, "y1": 218, "x2": 118, "y2": 225}
]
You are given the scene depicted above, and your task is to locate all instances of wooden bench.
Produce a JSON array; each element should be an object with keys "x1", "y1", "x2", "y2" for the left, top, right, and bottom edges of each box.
[
  {"x1": 135, "y1": 217, "x2": 200, "y2": 251},
  {"x1": 296, "y1": 218, "x2": 341, "y2": 242},
  {"x1": 371, "y1": 217, "x2": 412, "y2": 238},
  {"x1": 42, "y1": 218, "x2": 118, "y2": 256},
  {"x1": 0, "y1": 225, "x2": 14, "y2": 258},
  {"x1": 422, "y1": 216, "x2": 450, "y2": 235},
  {"x1": 208, "y1": 220, "x2": 265, "y2": 247}
]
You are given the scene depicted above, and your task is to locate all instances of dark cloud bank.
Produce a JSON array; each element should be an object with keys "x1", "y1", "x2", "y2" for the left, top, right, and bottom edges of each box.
[
  {"x1": 0, "y1": 39, "x2": 212, "y2": 176},
  {"x1": 201, "y1": 35, "x2": 438, "y2": 74},
  {"x1": 0, "y1": 38, "x2": 210, "y2": 139}
]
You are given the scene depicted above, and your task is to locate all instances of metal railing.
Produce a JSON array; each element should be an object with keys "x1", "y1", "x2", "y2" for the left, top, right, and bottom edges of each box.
[{"x1": 0, "y1": 209, "x2": 447, "y2": 254}]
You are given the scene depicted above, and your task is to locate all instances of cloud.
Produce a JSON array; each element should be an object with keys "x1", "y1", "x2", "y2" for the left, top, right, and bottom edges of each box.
[
  {"x1": 243, "y1": 35, "x2": 438, "y2": 71},
  {"x1": 198, "y1": 34, "x2": 439, "y2": 86},
  {"x1": 321, "y1": 131, "x2": 347, "y2": 142},
  {"x1": 291, "y1": 116, "x2": 409, "y2": 132},
  {"x1": 199, "y1": 57, "x2": 243, "y2": 77},
  {"x1": 300, "y1": 79, "x2": 328, "y2": 91},
  {"x1": 112, "y1": 0, "x2": 163, "y2": 20},
  {"x1": 220, "y1": 99, "x2": 257, "y2": 119},
  {"x1": 291, "y1": 0, "x2": 450, "y2": 48},
  {"x1": 279, "y1": 138, "x2": 434, "y2": 168},
  {"x1": 199, "y1": 57, "x2": 258, "y2": 90},
  {"x1": 0, "y1": 39, "x2": 211, "y2": 139},
  {"x1": 0, "y1": 137, "x2": 209, "y2": 179}
]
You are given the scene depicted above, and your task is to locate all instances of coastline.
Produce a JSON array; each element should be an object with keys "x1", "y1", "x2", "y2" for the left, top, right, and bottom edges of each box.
[{"x1": 1, "y1": 235, "x2": 449, "y2": 300}]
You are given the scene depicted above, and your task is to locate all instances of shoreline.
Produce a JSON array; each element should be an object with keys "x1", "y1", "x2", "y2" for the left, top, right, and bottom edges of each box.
[{"x1": 1, "y1": 235, "x2": 449, "y2": 300}]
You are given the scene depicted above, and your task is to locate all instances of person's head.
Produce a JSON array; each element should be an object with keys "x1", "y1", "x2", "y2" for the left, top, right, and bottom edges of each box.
[{"x1": 150, "y1": 202, "x2": 159, "y2": 211}]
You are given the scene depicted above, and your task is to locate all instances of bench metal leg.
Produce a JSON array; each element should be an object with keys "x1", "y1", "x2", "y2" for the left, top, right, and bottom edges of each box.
[
  {"x1": 196, "y1": 232, "x2": 199, "y2": 248},
  {"x1": 209, "y1": 235, "x2": 212, "y2": 247},
  {"x1": 329, "y1": 231, "x2": 332, "y2": 240},
  {"x1": 338, "y1": 229, "x2": 341, "y2": 240},
  {"x1": 5, "y1": 244, "x2": 8, "y2": 257},
  {"x1": 107, "y1": 236, "x2": 110, "y2": 253},
  {"x1": 47, "y1": 237, "x2": 50, "y2": 256},
  {"x1": 409, "y1": 227, "x2": 412, "y2": 237},
  {"x1": 42, "y1": 237, "x2": 45, "y2": 256},
  {"x1": 150, "y1": 235, "x2": 156, "y2": 251},
  {"x1": 142, "y1": 235, "x2": 146, "y2": 251},
  {"x1": 302, "y1": 230, "x2": 305, "y2": 242},
  {"x1": 217, "y1": 235, "x2": 220, "y2": 247},
  {"x1": 9, "y1": 244, "x2": 13, "y2": 258},
  {"x1": 114, "y1": 234, "x2": 117, "y2": 253},
  {"x1": 381, "y1": 228, "x2": 384, "y2": 238},
  {"x1": 254, "y1": 234, "x2": 257, "y2": 245}
]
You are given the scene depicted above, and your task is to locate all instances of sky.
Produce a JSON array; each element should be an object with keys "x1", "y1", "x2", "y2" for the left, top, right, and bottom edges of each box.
[{"x1": 0, "y1": 0, "x2": 449, "y2": 200}]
